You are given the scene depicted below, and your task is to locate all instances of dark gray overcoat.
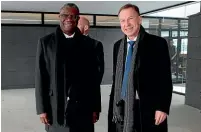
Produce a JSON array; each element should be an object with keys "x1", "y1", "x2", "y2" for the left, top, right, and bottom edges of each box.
[
  {"x1": 35, "y1": 27, "x2": 103, "y2": 132},
  {"x1": 108, "y1": 30, "x2": 173, "y2": 132}
]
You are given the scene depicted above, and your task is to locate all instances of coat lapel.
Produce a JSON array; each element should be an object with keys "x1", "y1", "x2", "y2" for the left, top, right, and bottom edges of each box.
[{"x1": 122, "y1": 37, "x2": 128, "y2": 73}]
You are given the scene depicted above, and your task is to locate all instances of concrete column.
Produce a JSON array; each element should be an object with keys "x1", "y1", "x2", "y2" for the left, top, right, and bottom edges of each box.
[{"x1": 185, "y1": 12, "x2": 201, "y2": 110}]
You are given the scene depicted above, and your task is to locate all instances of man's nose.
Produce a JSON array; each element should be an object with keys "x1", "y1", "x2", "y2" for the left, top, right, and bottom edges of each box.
[
  {"x1": 63, "y1": 15, "x2": 75, "y2": 21},
  {"x1": 125, "y1": 20, "x2": 131, "y2": 27},
  {"x1": 64, "y1": 17, "x2": 73, "y2": 22}
]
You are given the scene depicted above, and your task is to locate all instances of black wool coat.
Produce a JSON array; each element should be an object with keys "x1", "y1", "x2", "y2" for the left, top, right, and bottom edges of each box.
[
  {"x1": 35, "y1": 27, "x2": 102, "y2": 130},
  {"x1": 108, "y1": 31, "x2": 173, "y2": 132}
]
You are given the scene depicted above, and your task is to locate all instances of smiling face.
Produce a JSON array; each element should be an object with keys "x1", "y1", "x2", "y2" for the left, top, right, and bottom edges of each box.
[
  {"x1": 118, "y1": 7, "x2": 142, "y2": 40},
  {"x1": 59, "y1": 7, "x2": 79, "y2": 35}
]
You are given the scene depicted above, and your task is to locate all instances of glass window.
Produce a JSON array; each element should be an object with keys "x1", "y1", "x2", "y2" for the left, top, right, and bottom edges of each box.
[
  {"x1": 169, "y1": 39, "x2": 178, "y2": 82},
  {"x1": 161, "y1": 31, "x2": 169, "y2": 37},
  {"x1": 142, "y1": 18, "x2": 159, "y2": 29},
  {"x1": 172, "y1": 39, "x2": 178, "y2": 48},
  {"x1": 180, "y1": 31, "x2": 188, "y2": 37},
  {"x1": 161, "y1": 19, "x2": 178, "y2": 29},
  {"x1": 172, "y1": 31, "x2": 178, "y2": 37},
  {"x1": 96, "y1": 16, "x2": 119, "y2": 26},
  {"x1": 1, "y1": 12, "x2": 41, "y2": 24},
  {"x1": 177, "y1": 38, "x2": 188, "y2": 85},
  {"x1": 44, "y1": 13, "x2": 59, "y2": 25},
  {"x1": 180, "y1": 20, "x2": 188, "y2": 29},
  {"x1": 44, "y1": 14, "x2": 94, "y2": 25},
  {"x1": 146, "y1": 30, "x2": 158, "y2": 36},
  {"x1": 181, "y1": 38, "x2": 188, "y2": 54}
]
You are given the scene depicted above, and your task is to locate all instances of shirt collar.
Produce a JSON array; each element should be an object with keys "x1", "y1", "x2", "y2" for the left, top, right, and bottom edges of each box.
[
  {"x1": 63, "y1": 32, "x2": 75, "y2": 38},
  {"x1": 127, "y1": 36, "x2": 137, "y2": 42}
]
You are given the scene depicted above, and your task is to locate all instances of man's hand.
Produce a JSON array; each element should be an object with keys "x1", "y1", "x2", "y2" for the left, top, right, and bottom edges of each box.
[
  {"x1": 93, "y1": 112, "x2": 100, "y2": 123},
  {"x1": 39, "y1": 113, "x2": 50, "y2": 125},
  {"x1": 155, "y1": 111, "x2": 167, "y2": 125}
]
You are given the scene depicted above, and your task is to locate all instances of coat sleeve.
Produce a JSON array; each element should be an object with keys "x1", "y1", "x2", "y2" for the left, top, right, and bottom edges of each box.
[
  {"x1": 93, "y1": 85, "x2": 102, "y2": 112},
  {"x1": 92, "y1": 40, "x2": 104, "y2": 113},
  {"x1": 156, "y1": 38, "x2": 173, "y2": 115},
  {"x1": 35, "y1": 38, "x2": 49, "y2": 115},
  {"x1": 96, "y1": 41, "x2": 105, "y2": 85}
]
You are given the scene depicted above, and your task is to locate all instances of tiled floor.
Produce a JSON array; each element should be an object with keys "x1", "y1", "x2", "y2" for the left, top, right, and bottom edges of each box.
[{"x1": 1, "y1": 85, "x2": 201, "y2": 132}]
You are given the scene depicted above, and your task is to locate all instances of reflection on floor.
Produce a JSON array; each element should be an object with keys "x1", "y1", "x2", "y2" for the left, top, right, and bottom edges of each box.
[
  {"x1": 173, "y1": 83, "x2": 186, "y2": 94},
  {"x1": 1, "y1": 85, "x2": 201, "y2": 132}
]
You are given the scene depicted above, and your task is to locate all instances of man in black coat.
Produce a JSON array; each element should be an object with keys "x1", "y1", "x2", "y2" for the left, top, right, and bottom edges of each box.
[
  {"x1": 35, "y1": 3, "x2": 103, "y2": 132},
  {"x1": 78, "y1": 16, "x2": 104, "y2": 86},
  {"x1": 108, "y1": 4, "x2": 173, "y2": 132}
]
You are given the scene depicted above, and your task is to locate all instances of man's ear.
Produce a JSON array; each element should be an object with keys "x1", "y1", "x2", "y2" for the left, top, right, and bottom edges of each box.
[
  {"x1": 84, "y1": 25, "x2": 89, "y2": 31},
  {"x1": 139, "y1": 16, "x2": 142, "y2": 25}
]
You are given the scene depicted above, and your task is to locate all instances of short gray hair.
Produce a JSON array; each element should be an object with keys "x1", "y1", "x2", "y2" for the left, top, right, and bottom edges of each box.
[
  {"x1": 118, "y1": 3, "x2": 140, "y2": 16},
  {"x1": 60, "y1": 3, "x2": 80, "y2": 14}
]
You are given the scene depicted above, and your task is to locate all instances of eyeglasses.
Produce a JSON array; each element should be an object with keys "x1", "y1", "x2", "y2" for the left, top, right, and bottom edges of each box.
[{"x1": 59, "y1": 14, "x2": 79, "y2": 20}]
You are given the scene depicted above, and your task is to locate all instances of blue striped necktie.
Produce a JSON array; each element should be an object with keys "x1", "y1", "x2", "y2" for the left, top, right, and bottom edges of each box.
[{"x1": 121, "y1": 41, "x2": 135, "y2": 100}]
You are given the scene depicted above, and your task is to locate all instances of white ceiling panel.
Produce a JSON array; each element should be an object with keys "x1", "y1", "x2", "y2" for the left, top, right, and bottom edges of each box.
[{"x1": 1, "y1": 1, "x2": 188, "y2": 15}]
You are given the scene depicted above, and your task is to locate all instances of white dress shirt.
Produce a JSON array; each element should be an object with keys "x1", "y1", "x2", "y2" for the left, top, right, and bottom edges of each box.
[{"x1": 63, "y1": 32, "x2": 75, "y2": 38}]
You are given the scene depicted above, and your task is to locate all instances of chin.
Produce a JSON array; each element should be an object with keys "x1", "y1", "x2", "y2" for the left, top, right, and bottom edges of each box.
[
  {"x1": 126, "y1": 32, "x2": 134, "y2": 37},
  {"x1": 64, "y1": 28, "x2": 73, "y2": 32}
]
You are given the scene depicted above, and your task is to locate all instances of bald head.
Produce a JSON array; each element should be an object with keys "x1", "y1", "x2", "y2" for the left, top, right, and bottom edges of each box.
[{"x1": 77, "y1": 17, "x2": 90, "y2": 35}]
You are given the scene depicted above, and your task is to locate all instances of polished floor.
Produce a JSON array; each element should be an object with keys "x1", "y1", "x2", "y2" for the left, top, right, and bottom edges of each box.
[
  {"x1": 173, "y1": 83, "x2": 186, "y2": 94},
  {"x1": 1, "y1": 85, "x2": 201, "y2": 132}
]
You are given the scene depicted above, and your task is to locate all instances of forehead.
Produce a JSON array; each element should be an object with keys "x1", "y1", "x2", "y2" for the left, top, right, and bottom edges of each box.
[
  {"x1": 119, "y1": 7, "x2": 138, "y2": 18},
  {"x1": 78, "y1": 19, "x2": 83, "y2": 25},
  {"x1": 79, "y1": 18, "x2": 86, "y2": 23},
  {"x1": 60, "y1": 7, "x2": 79, "y2": 15}
]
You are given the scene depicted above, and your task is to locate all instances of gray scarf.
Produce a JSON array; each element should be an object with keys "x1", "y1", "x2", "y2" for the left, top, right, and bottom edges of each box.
[{"x1": 113, "y1": 26, "x2": 145, "y2": 132}]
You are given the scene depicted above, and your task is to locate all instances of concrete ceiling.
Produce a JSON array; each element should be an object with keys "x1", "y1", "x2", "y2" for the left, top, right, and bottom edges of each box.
[{"x1": 1, "y1": 1, "x2": 189, "y2": 15}]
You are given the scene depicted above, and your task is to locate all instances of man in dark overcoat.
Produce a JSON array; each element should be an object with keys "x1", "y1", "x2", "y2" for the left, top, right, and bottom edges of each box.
[
  {"x1": 78, "y1": 16, "x2": 105, "y2": 86},
  {"x1": 108, "y1": 4, "x2": 173, "y2": 132},
  {"x1": 35, "y1": 3, "x2": 103, "y2": 132}
]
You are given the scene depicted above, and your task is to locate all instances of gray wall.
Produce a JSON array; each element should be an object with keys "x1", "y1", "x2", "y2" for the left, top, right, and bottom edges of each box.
[
  {"x1": 185, "y1": 12, "x2": 201, "y2": 110},
  {"x1": 89, "y1": 28, "x2": 123, "y2": 84},
  {"x1": 2, "y1": 27, "x2": 44, "y2": 89},
  {"x1": 1, "y1": 26, "x2": 123, "y2": 89}
]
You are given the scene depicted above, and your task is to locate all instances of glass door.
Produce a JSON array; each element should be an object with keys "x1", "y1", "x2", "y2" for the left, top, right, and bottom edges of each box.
[
  {"x1": 180, "y1": 38, "x2": 188, "y2": 83},
  {"x1": 169, "y1": 39, "x2": 178, "y2": 83}
]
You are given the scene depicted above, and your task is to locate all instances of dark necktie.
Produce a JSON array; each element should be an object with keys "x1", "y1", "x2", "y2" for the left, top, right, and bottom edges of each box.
[{"x1": 121, "y1": 41, "x2": 135, "y2": 100}]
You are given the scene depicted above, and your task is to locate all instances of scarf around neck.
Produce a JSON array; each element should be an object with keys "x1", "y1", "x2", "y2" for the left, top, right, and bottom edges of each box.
[{"x1": 113, "y1": 26, "x2": 146, "y2": 132}]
